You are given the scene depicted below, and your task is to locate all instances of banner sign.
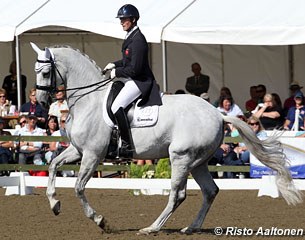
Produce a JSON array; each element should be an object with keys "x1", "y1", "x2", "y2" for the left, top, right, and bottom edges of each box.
[{"x1": 250, "y1": 137, "x2": 305, "y2": 178}]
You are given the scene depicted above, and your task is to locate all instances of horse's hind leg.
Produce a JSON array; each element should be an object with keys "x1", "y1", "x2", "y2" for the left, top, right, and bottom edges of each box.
[
  {"x1": 181, "y1": 163, "x2": 219, "y2": 234},
  {"x1": 139, "y1": 161, "x2": 189, "y2": 235},
  {"x1": 74, "y1": 152, "x2": 106, "y2": 229},
  {"x1": 46, "y1": 145, "x2": 81, "y2": 215}
]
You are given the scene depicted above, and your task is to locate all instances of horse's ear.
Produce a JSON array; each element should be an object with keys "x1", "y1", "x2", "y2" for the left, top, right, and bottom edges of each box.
[
  {"x1": 30, "y1": 42, "x2": 42, "y2": 55},
  {"x1": 45, "y1": 47, "x2": 53, "y2": 60}
]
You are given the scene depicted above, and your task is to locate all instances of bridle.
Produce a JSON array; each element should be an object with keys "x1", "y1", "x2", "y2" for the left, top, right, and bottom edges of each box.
[{"x1": 35, "y1": 55, "x2": 113, "y2": 97}]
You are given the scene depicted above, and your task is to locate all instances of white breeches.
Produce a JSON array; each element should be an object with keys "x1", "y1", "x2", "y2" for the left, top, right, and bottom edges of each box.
[{"x1": 111, "y1": 79, "x2": 142, "y2": 113}]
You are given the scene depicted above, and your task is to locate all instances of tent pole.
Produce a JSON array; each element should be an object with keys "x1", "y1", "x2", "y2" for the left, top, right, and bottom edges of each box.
[
  {"x1": 288, "y1": 45, "x2": 294, "y2": 83},
  {"x1": 15, "y1": 35, "x2": 22, "y2": 110},
  {"x1": 162, "y1": 40, "x2": 167, "y2": 92},
  {"x1": 220, "y1": 45, "x2": 225, "y2": 86}
]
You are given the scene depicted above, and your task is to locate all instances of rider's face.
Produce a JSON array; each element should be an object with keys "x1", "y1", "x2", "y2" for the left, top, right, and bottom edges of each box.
[{"x1": 120, "y1": 17, "x2": 133, "y2": 31}]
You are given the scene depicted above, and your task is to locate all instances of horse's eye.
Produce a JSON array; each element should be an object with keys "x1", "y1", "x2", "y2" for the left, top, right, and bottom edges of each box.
[{"x1": 42, "y1": 72, "x2": 50, "y2": 78}]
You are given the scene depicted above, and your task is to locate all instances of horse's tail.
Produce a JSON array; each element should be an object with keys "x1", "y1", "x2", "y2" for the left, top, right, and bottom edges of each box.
[{"x1": 223, "y1": 115, "x2": 303, "y2": 205}]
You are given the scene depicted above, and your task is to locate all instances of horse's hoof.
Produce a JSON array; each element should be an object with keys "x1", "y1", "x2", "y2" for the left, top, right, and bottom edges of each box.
[
  {"x1": 181, "y1": 226, "x2": 199, "y2": 235},
  {"x1": 137, "y1": 227, "x2": 155, "y2": 235},
  {"x1": 96, "y1": 216, "x2": 111, "y2": 233},
  {"x1": 52, "y1": 200, "x2": 61, "y2": 216}
]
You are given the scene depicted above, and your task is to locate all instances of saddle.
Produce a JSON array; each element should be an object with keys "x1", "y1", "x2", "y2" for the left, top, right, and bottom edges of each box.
[{"x1": 104, "y1": 81, "x2": 159, "y2": 160}]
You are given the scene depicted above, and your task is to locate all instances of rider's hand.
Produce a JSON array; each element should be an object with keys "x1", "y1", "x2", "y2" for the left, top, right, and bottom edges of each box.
[
  {"x1": 110, "y1": 69, "x2": 116, "y2": 79},
  {"x1": 103, "y1": 63, "x2": 115, "y2": 71}
]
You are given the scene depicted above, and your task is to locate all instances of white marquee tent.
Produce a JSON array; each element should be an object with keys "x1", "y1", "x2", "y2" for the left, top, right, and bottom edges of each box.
[{"x1": 1, "y1": 0, "x2": 305, "y2": 109}]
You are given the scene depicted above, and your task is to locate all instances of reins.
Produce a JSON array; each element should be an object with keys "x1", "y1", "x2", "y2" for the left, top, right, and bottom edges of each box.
[{"x1": 36, "y1": 57, "x2": 113, "y2": 95}]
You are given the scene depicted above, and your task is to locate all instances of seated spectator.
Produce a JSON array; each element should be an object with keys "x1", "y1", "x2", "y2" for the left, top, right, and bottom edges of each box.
[
  {"x1": 16, "y1": 115, "x2": 27, "y2": 130},
  {"x1": 222, "y1": 116, "x2": 267, "y2": 178},
  {"x1": 284, "y1": 82, "x2": 304, "y2": 116},
  {"x1": 45, "y1": 115, "x2": 59, "y2": 136},
  {"x1": 48, "y1": 86, "x2": 69, "y2": 122},
  {"x1": 217, "y1": 95, "x2": 243, "y2": 117},
  {"x1": 213, "y1": 87, "x2": 232, "y2": 107},
  {"x1": 232, "y1": 116, "x2": 267, "y2": 164},
  {"x1": 43, "y1": 115, "x2": 59, "y2": 153},
  {"x1": 45, "y1": 114, "x2": 73, "y2": 177},
  {"x1": 14, "y1": 113, "x2": 45, "y2": 166},
  {"x1": 253, "y1": 93, "x2": 283, "y2": 130},
  {"x1": 20, "y1": 88, "x2": 48, "y2": 128},
  {"x1": 245, "y1": 86, "x2": 258, "y2": 113},
  {"x1": 255, "y1": 84, "x2": 267, "y2": 104},
  {"x1": 283, "y1": 91, "x2": 305, "y2": 131},
  {"x1": 0, "y1": 118, "x2": 13, "y2": 165},
  {"x1": 0, "y1": 88, "x2": 11, "y2": 116}
]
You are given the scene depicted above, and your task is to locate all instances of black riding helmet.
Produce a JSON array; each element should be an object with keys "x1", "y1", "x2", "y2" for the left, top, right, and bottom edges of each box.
[{"x1": 116, "y1": 4, "x2": 140, "y2": 21}]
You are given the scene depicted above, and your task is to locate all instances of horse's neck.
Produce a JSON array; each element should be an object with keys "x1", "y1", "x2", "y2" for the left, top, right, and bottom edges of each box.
[{"x1": 54, "y1": 48, "x2": 108, "y2": 109}]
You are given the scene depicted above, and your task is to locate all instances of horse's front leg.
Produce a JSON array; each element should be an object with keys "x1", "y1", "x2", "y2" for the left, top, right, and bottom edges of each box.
[
  {"x1": 46, "y1": 145, "x2": 81, "y2": 215},
  {"x1": 74, "y1": 151, "x2": 107, "y2": 229}
]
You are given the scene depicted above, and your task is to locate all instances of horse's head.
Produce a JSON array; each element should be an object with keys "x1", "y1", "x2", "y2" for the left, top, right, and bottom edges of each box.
[{"x1": 31, "y1": 42, "x2": 60, "y2": 107}]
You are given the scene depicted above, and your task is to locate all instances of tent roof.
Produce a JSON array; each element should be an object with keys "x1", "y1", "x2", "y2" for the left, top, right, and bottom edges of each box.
[
  {"x1": 162, "y1": 0, "x2": 305, "y2": 45},
  {"x1": 15, "y1": 0, "x2": 194, "y2": 43},
  {"x1": 3, "y1": 0, "x2": 305, "y2": 45},
  {"x1": 0, "y1": 0, "x2": 49, "y2": 42}
]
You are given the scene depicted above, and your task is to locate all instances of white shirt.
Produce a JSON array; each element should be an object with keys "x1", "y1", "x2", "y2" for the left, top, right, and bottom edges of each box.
[
  {"x1": 14, "y1": 125, "x2": 44, "y2": 148},
  {"x1": 48, "y1": 100, "x2": 69, "y2": 120},
  {"x1": 217, "y1": 103, "x2": 243, "y2": 117}
]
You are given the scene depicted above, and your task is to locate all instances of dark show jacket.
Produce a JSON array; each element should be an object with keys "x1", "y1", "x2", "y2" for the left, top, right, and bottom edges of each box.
[
  {"x1": 185, "y1": 74, "x2": 210, "y2": 96},
  {"x1": 113, "y1": 27, "x2": 162, "y2": 107}
]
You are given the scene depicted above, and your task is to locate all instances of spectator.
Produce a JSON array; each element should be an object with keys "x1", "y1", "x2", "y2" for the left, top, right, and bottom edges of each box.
[
  {"x1": 233, "y1": 116, "x2": 267, "y2": 163},
  {"x1": 284, "y1": 81, "x2": 304, "y2": 116},
  {"x1": 255, "y1": 84, "x2": 267, "y2": 104},
  {"x1": 45, "y1": 115, "x2": 59, "y2": 136},
  {"x1": 48, "y1": 86, "x2": 69, "y2": 122},
  {"x1": 43, "y1": 115, "x2": 59, "y2": 153},
  {"x1": 283, "y1": 91, "x2": 305, "y2": 131},
  {"x1": 245, "y1": 86, "x2": 258, "y2": 113},
  {"x1": 217, "y1": 95, "x2": 243, "y2": 117},
  {"x1": 0, "y1": 88, "x2": 11, "y2": 116},
  {"x1": 213, "y1": 87, "x2": 232, "y2": 107},
  {"x1": 20, "y1": 88, "x2": 48, "y2": 128},
  {"x1": 2, "y1": 60, "x2": 27, "y2": 105},
  {"x1": 0, "y1": 118, "x2": 13, "y2": 165},
  {"x1": 253, "y1": 93, "x2": 282, "y2": 130},
  {"x1": 185, "y1": 62, "x2": 210, "y2": 96},
  {"x1": 45, "y1": 114, "x2": 73, "y2": 177},
  {"x1": 14, "y1": 113, "x2": 45, "y2": 166},
  {"x1": 16, "y1": 115, "x2": 27, "y2": 130}
]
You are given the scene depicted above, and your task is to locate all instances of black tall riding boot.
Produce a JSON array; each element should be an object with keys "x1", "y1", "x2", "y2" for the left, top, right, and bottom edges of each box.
[{"x1": 114, "y1": 107, "x2": 133, "y2": 158}]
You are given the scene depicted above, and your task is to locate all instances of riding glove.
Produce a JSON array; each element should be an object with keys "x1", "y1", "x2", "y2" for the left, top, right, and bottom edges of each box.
[
  {"x1": 103, "y1": 63, "x2": 115, "y2": 71},
  {"x1": 110, "y1": 69, "x2": 116, "y2": 79}
]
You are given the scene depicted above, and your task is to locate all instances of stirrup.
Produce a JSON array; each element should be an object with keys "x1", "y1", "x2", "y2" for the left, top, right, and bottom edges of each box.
[{"x1": 119, "y1": 145, "x2": 133, "y2": 159}]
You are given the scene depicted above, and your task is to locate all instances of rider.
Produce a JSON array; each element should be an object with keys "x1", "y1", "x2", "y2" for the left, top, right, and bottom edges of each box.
[{"x1": 103, "y1": 4, "x2": 162, "y2": 158}]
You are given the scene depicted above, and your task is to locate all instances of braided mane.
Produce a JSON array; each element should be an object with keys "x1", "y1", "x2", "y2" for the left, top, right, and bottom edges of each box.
[{"x1": 50, "y1": 45, "x2": 103, "y2": 77}]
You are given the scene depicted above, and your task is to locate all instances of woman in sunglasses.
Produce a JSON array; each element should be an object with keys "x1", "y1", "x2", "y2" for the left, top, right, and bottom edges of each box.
[
  {"x1": 234, "y1": 116, "x2": 267, "y2": 164},
  {"x1": 0, "y1": 88, "x2": 10, "y2": 116}
]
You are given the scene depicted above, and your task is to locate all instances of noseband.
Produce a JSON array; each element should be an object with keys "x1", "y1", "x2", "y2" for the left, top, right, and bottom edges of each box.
[{"x1": 35, "y1": 57, "x2": 64, "y2": 95}]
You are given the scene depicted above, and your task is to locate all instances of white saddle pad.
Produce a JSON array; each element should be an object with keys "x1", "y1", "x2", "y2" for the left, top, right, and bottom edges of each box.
[{"x1": 103, "y1": 84, "x2": 159, "y2": 128}]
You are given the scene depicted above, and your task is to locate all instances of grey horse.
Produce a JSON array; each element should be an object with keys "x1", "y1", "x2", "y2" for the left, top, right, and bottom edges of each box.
[{"x1": 31, "y1": 43, "x2": 302, "y2": 234}]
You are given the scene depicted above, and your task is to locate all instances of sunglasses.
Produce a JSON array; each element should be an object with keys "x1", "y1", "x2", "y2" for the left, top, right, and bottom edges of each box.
[
  {"x1": 249, "y1": 122, "x2": 259, "y2": 126},
  {"x1": 0, "y1": 95, "x2": 6, "y2": 98},
  {"x1": 61, "y1": 120, "x2": 66, "y2": 123},
  {"x1": 19, "y1": 120, "x2": 26, "y2": 124}
]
